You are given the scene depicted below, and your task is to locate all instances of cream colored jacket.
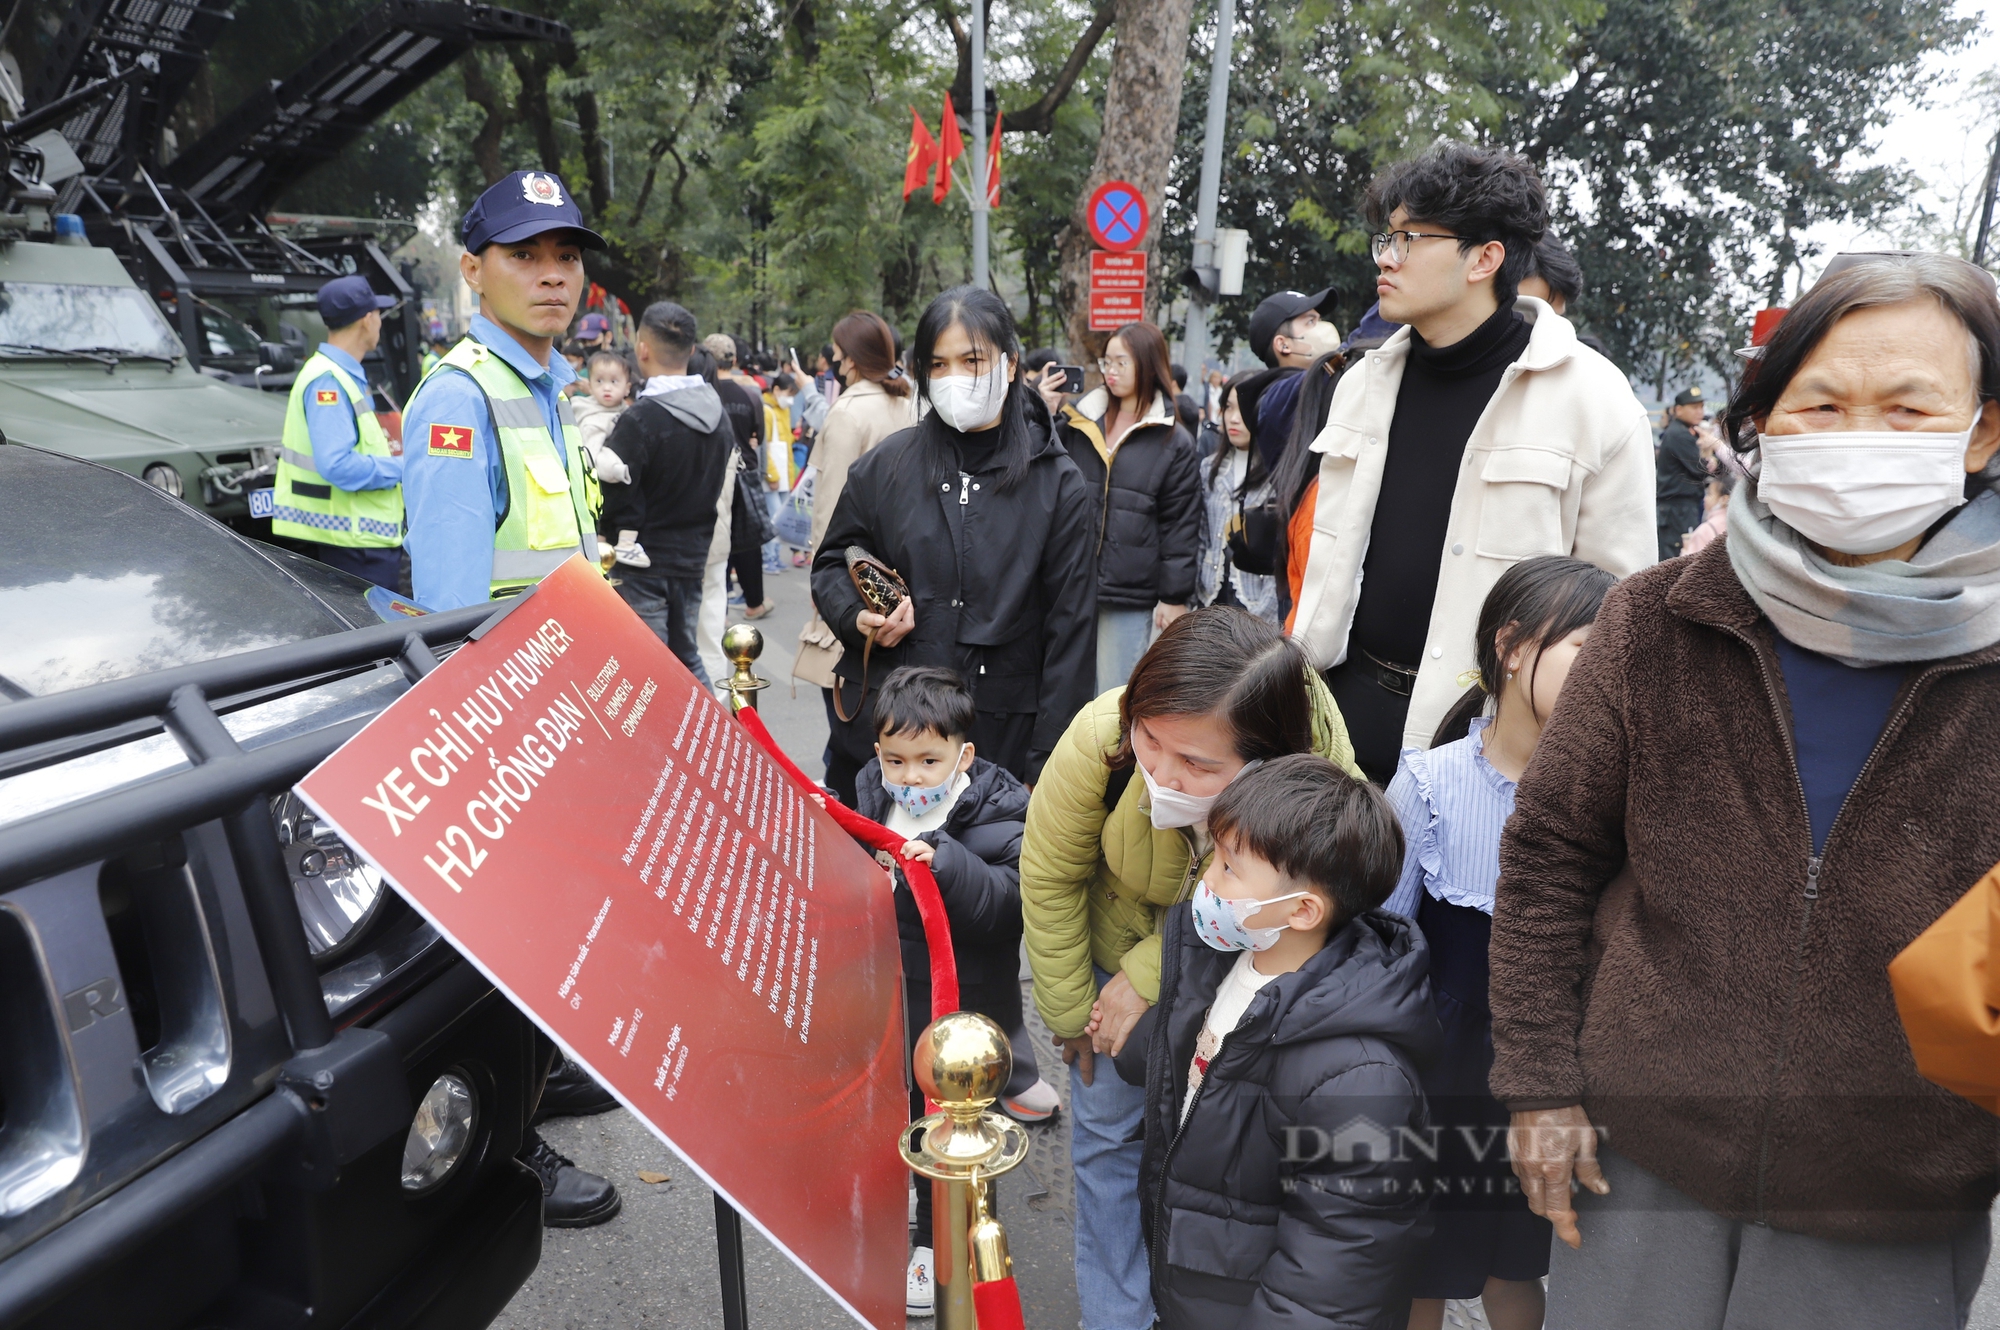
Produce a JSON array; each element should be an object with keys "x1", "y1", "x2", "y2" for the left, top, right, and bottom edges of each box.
[
  {"x1": 806, "y1": 377, "x2": 919, "y2": 556},
  {"x1": 1291, "y1": 297, "x2": 1657, "y2": 749}
]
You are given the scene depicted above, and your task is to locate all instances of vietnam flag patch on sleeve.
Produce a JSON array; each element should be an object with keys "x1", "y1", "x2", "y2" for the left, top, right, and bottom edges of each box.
[
  {"x1": 428, "y1": 423, "x2": 475, "y2": 458},
  {"x1": 314, "y1": 388, "x2": 340, "y2": 405}
]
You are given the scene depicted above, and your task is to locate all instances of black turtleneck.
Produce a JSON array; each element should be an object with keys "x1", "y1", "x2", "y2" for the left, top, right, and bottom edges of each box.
[{"x1": 1350, "y1": 302, "x2": 1531, "y2": 667}]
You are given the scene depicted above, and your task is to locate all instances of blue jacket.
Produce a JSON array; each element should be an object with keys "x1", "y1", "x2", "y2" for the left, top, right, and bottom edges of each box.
[{"x1": 401, "y1": 314, "x2": 576, "y2": 609}]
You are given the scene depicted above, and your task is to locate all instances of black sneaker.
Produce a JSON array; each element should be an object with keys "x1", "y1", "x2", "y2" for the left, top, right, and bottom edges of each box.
[
  {"x1": 532, "y1": 1057, "x2": 620, "y2": 1124},
  {"x1": 521, "y1": 1129, "x2": 622, "y2": 1228}
]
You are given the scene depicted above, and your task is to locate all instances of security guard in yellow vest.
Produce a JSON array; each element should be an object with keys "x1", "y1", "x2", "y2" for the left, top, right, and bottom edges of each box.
[
  {"x1": 402, "y1": 170, "x2": 605, "y2": 612},
  {"x1": 396, "y1": 176, "x2": 625, "y2": 1234},
  {"x1": 272, "y1": 274, "x2": 403, "y2": 589}
]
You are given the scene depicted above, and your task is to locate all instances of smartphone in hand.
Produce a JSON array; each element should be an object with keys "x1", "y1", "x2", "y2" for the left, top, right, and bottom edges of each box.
[{"x1": 1048, "y1": 364, "x2": 1085, "y2": 394}]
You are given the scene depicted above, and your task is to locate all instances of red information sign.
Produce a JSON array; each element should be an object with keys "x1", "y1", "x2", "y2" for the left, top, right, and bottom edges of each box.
[
  {"x1": 296, "y1": 557, "x2": 907, "y2": 1329},
  {"x1": 1089, "y1": 250, "x2": 1148, "y2": 331}
]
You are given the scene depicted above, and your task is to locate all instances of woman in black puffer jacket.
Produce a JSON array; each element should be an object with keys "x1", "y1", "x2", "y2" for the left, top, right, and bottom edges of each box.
[
  {"x1": 812, "y1": 286, "x2": 1099, "y2": 803},
  {"x1": 1042, "y1": 319, "x2": 1202, "y2": 693}
]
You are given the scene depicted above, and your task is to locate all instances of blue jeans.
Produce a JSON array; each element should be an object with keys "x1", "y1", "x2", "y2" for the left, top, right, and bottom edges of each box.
[
  {"x1": 1070, "y1": 965, "x2": 1154, "y2": 1330},
  {"x1": 616, "y1": 566, "x2": 704, "y2": 681},
  {"x1": 1096, "y1": 607, "x2": 1155, "y2": 694}
]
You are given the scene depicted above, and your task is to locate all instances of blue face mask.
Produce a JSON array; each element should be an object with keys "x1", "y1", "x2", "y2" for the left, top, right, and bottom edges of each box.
[
  {"x1": 1190, "y1": 880, "x2": 1310, "y2": 953},
  {"x1": 881, "y1": 744, "x2": 970, "y2": 818}
]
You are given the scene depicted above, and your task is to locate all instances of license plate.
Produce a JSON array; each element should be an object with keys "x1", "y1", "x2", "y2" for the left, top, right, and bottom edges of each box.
[{"x1": 248, "y1": 487, "x2": 274, "y2": 519}]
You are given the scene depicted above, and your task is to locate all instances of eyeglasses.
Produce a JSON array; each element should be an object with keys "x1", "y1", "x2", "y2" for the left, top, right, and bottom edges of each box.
[
  {"x1": 1096, "y1": 355, "x2": 1135, "y2": 374},
  {"x1": 1369, "y1": 230, "x2": 1463, "y2": 264}
]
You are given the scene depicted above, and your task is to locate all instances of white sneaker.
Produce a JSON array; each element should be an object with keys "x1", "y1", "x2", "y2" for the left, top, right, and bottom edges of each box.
[
  {"x1": 1000, "y1": 1077, "x2": 1060, "y2": 1123},
  {"x1": 906, "y1": 1246, "x2": 935, "y2": 1317}
]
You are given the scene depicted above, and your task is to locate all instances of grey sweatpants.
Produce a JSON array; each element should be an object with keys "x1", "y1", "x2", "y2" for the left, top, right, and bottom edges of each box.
[{"x1": 1548, "y1": 1149, "x2": 1991, "y2": 1330}]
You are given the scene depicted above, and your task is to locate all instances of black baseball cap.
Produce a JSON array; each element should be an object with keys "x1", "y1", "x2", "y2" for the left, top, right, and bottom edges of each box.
[
  {"x1": 1249, "y1": 288, "x2": 1337, "y2": 367},
  {"x1": 1673, "y1": 386, "x2": 1705, "y2": 407},
  {"x1": 461, "y1": 170, "x2": 606, "y2": 253},
  {"x1": 316, "y1": 274, "x2": 397, "y2": 330}
]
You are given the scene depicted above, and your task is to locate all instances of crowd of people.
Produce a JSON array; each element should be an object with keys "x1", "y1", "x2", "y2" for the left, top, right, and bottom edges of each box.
[{"x1": 270, "y1": 144, "x2": 2000, "y2": 1330}]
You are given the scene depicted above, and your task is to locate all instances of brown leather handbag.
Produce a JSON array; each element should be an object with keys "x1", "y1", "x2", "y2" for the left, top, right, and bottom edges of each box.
[{"x1": 832, "y1": 545, "x2": 910, "y2": 723}]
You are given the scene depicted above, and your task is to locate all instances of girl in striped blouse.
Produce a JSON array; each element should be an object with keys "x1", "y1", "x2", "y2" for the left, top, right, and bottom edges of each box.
[{"x1": 1383, "y1": 555, "x2": 1616, "y2": 1330}]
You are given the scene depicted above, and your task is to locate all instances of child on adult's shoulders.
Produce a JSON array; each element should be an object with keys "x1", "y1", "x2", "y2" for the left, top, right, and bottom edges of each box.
[{"x1": 1114, "y1": 752, "x2": 1436, "y2": 1330}]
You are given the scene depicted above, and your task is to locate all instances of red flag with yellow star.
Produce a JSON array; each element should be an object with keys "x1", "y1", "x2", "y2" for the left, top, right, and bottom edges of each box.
[
  {"x1": 903, "y1": 108, "x2": 938, "y2": 202},
  {"x1": 427, "y1": 422, "x2": 474, "y2": 458},
  {"x1": 985, "y1": 110, "x2": 1002, "y2": 208},
  {"x1": 933, "y1": 96, "x2": 965, "y2": 205}
]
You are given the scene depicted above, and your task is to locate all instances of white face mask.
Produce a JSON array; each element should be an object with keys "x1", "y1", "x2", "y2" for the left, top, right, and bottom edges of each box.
[
  {"x1": 928, "y1": 355, "x2": 1011, "y2": 432},
  {"x1": 1293, "y1": 318, "x2": 1342, "y2": 358},
  {"x1": 1756, "y1": 429, "x2": 1971, "y2": 555},
  {"x1": 1137, "y1": 756, "x2": 1259, "y2": 830}
]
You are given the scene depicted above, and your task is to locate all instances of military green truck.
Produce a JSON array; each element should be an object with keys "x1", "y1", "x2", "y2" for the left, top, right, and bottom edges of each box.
[
  {"x1": 0, "y1": 229, "x2": 287, "y2": 520},
  {"x1": 1, "y1": 0, "x2": 570, "y2": 527}
]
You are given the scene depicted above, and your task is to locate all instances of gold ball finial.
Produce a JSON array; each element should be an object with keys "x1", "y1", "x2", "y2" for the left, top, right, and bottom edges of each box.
[
  {"x1": 721, "y1": 623, "x2": 764, "y2": 665},
  {"x1": 912, "y1": 1011, "x2": 1012, "y2": 1109}
]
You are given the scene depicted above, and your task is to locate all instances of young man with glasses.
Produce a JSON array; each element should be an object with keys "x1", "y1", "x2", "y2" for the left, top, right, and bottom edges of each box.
[{"x1": 1289, "y1": 141, "x2": 1656, "y2": 784}]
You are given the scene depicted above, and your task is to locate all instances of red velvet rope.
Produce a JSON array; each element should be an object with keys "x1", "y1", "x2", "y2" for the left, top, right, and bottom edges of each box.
[
  {"x1": 732, "y1": 704, "x2": 961, "y2": 1017},
  {"x1": 972, "y1": 1277, "x2": 1027, "y2": 1330}
]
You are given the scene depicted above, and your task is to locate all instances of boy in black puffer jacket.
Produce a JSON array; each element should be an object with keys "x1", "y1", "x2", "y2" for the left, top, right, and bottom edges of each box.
[
  {"x1": 1114, "y1": 754, "x2": 1438, "y2": 1330},
  {"x1": 853, "y1": 666, "x2": 1059, "y2": 1316}
]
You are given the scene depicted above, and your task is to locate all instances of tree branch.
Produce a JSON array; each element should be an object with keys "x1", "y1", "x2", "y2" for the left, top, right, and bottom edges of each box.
[
  {"x1": 941, "y1": 0, "x2": 1115, "y2": 134},
  {"x1": 1002, "y1": 0, "x2": 1116, "y2": 133}
]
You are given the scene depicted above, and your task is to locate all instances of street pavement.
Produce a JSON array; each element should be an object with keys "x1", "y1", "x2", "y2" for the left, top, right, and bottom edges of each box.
[{"x1": 493, "y1": 553, "x2": 2000, "y2": 1329}]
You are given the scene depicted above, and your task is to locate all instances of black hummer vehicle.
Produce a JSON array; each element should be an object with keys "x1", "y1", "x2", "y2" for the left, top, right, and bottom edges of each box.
[{"x1": 0, "y1": 440, "x2": 548, "y2": 1328}]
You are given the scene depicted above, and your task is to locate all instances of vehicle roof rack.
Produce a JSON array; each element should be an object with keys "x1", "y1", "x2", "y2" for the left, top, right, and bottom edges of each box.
[{"x1": 163, "y1": 2, "x2": 568, "y2": 227}]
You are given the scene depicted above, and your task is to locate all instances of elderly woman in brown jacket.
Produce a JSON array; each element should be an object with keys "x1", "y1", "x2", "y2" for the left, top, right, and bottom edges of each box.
[{"x1": 1490, "y1": 253, "x2": 2000, "y2": 1329}]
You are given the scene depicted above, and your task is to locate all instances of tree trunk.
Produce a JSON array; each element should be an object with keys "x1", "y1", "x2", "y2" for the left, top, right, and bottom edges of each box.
[
  {"x1": 1057, "y1": 0, "x2": 1197, "y2": 362},
  {"x1": 461, "y1": 53, "x2": 514, "y2": 187}
]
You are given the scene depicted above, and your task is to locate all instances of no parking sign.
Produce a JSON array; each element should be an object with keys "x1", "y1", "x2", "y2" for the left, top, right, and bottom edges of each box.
[{"x1": 1087, "y1": 179, "x2": 1149, "y2": 252}]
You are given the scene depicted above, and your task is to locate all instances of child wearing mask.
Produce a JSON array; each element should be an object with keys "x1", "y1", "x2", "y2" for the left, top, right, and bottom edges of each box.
[
  {"x1": 851, "y1": 665, "x2": 1061, "y2": 1318},
  {"x1": 1114, "y1": 753, "x2": 1435, "y2": 1330},
  {"x1": 1382, "y1": 554, "x2": 1616, "y2": 1330}
]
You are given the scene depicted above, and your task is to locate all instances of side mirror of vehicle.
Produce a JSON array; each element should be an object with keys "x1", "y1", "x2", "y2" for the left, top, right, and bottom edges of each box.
[{"x1": 259, "y1": 341, "x2": 297, "y2": 373}]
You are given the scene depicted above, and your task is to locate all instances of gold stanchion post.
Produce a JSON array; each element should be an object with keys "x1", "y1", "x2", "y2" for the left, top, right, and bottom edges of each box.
[
  {"x1": 898, "y1": 1012, "x2": 1030, "y2": 1329},
  {"x1": 719, "y1": 623, "x2": 769, "y2": 713}
]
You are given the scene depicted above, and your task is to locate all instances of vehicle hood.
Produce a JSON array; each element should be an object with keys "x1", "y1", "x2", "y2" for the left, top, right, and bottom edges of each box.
[
  {"x1": 0, "y1": 444, "x2": 360, "y2": 696},
  {"x1": 0, "y1": 363, "x2": 284, "y2": 461}
]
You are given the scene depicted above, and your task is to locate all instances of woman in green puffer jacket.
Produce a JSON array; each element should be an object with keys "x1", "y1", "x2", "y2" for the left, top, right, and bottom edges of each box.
[{"x1": 1020, "y1": 606, "x2": 1360, "y2": 1330}]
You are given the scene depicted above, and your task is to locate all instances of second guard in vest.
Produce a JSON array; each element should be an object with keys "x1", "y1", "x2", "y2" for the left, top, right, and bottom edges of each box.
[
  {"x1": 272, "y1": 275, "x2": 403, "y2": 590},
  {"x1": 402, "y1": 170, "x2": 604, "y2": 612}
]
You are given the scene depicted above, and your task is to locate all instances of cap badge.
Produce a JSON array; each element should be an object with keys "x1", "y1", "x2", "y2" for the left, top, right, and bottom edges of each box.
[{"x1": 521, "y1": 173, "x2": 564, "y2": 207}]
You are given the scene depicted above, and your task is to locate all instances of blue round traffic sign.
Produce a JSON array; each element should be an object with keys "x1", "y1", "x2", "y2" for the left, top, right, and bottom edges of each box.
[{"x1": 1087, "y1": 180, "x2": 1150, "y2": 253}]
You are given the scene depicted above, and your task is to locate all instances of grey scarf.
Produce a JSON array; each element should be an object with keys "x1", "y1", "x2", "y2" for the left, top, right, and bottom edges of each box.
[{"x1": 1726, "y1": 479, "x2": 2000, "y2": 666}]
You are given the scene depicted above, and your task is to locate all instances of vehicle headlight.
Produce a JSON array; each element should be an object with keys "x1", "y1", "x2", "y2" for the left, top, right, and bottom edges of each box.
[
  {"x1": 142, "y1": 463, "x2": 184, "y2": 498},
  {"x1": 401, "y1": 1072, "x2": 478, "y2": 1193},
  {"x1": 270, "y1": 790, "x2": 385, "y2": 963}
]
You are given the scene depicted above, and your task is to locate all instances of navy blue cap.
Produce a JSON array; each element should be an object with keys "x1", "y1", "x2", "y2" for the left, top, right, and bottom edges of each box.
[
  {"x1": 461, "y1": 171, "x2": 606, "y2": 253},
  {"x1": 317, "y1": 274, "x2": 397, "y2": 329}
]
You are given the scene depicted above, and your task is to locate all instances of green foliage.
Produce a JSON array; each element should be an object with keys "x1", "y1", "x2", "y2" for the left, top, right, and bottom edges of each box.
[
  {"x1": 196, "y1": 0, "x2": 1106, "y2": 350},
  {"x1": 1516, "y1": 0, "x2": 1976, "y2": 389},
  {"x1": 1160, "y1": 0, "x2": 1599, "y2": 359}
]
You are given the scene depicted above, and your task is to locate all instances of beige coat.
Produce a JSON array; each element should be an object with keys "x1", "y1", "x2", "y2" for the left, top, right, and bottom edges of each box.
[
  {"x1": 1291, "y1": 297, "x2": 1657, "y2": 749},
  {"x1": 806, "y1": 377, "x2": 918, "y2": 556}
]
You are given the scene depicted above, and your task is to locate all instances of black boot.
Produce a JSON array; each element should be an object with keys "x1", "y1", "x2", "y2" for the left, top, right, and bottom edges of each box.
[
  {"x1": 522, "y1": 1129, "x2": 622, "y2": 1228},
  {"x1": 532, "y1": 1057, "x2": 619, "y2": 1124}
]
